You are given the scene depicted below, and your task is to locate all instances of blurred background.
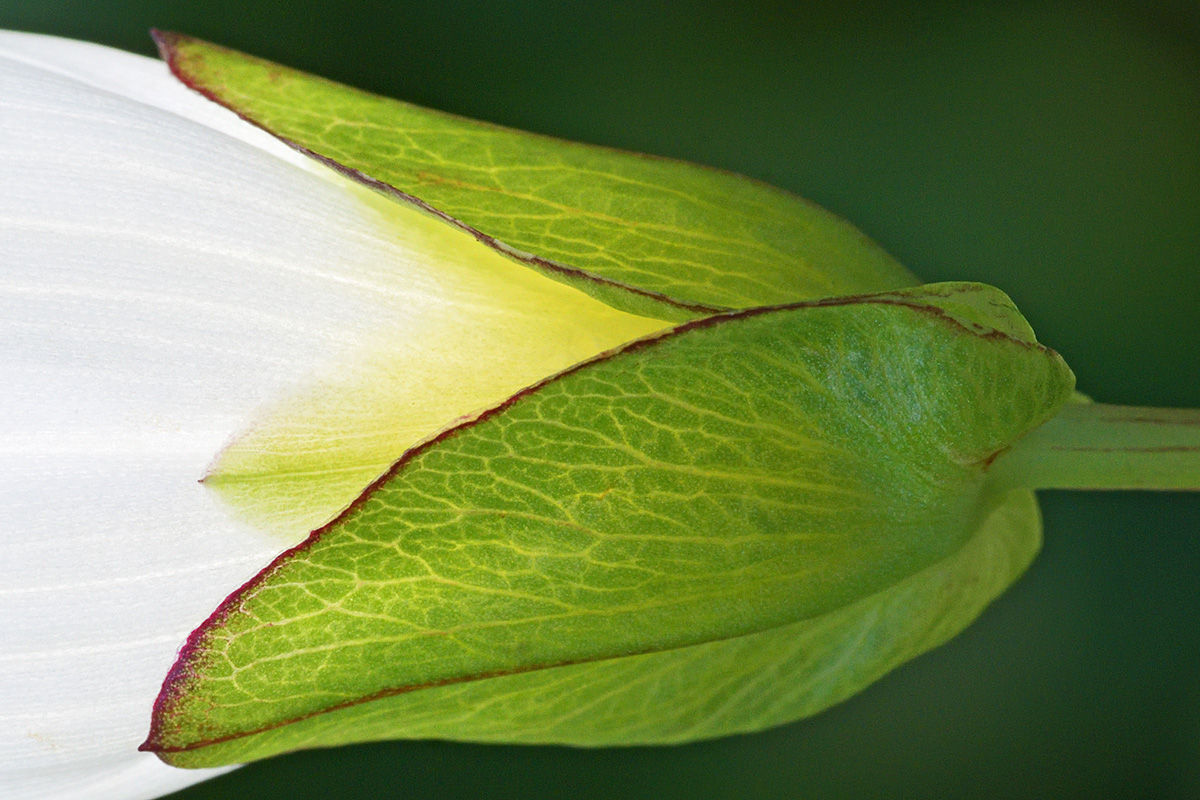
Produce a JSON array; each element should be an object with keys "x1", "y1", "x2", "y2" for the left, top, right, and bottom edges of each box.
[{"x1": 3, "y1": 1, "x2": 1198, "y2": 797}]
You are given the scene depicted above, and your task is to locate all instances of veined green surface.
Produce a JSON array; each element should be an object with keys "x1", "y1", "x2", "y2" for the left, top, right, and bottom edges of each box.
[
  {"x1": 155, "y1": 32, "x2": 918, "y2": 320},
  {"x1": 145, "y1": 285, "x2": 1074, "y2": 765},
  {"x1": 157, "y1": 489, "x2": 1043, "y2": 767}
]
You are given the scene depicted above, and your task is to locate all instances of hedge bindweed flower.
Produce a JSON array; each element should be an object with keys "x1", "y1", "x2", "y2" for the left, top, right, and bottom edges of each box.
[
  {"x1": 0, "y1": 31, "x2": 668, "y2": 799},
  {"x1": 6, "y1": 25, "x2": 1198, "y2": 800}
]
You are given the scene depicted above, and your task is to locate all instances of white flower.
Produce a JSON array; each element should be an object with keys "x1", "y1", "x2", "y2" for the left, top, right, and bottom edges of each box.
[{"x1": 0, "y1": 32, "x2": 666, "y2": 799}]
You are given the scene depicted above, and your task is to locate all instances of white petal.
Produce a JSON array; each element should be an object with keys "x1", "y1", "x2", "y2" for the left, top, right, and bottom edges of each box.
[
  {"x1": 0, "y1": 33, "x2": 666, "y2": 799},
  {"x1": 0, "y1": 29, "x2": 315, "y2": 171}
]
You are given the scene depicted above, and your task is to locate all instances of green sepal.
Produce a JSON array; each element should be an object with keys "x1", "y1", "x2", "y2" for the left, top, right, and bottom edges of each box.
[
  {"x1": 155, "y1": 489, "x2": 1042, "y2": 767},
  {"x1": 143, "y1": 284, "x2": 1074, "y2": 765},
  {"x1": 154, "y1": 31, "x2": 918, "y2": 320}
]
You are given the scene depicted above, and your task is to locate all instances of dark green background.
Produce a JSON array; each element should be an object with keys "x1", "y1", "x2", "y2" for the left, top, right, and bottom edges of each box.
[{"x1": 6, "y1": 1, "x2": 1198, "y2": 797}]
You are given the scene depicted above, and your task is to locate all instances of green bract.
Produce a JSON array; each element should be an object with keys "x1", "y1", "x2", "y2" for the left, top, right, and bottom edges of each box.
[
  {"x1": 142, "y1": 34, "x2": 1076, "y2": 767},
  {"x1": 153, "y1": 32, "x2": 917, "y2": 320}
]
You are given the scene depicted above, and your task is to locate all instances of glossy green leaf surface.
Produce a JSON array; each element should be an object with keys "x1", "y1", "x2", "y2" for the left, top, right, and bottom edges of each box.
[
  {"x1": 144, "y1": 284, "x2": 1074, "y2": 765},
  {"x1": 154, "y1": 32, "x2": 918, "y2": 320}
]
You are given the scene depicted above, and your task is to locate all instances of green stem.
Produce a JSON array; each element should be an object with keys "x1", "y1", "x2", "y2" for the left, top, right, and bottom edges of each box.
[{"x1": 990, "y1": 403, "x2": 1200, "y2": 491}]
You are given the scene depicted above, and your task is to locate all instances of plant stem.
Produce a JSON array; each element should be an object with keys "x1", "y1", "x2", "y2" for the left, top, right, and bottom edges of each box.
[{"x1": 989, "y1": 403, "x2": 1200, "y2": 491}]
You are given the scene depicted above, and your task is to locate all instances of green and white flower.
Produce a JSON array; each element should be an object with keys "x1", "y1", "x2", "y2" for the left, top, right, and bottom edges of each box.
[
  {"x1": 0, "y1": 31, "x2": 668, "y2": 799},
  {"x1": 4, "y1": 28, "x2": 1196, "y2": 800}
]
